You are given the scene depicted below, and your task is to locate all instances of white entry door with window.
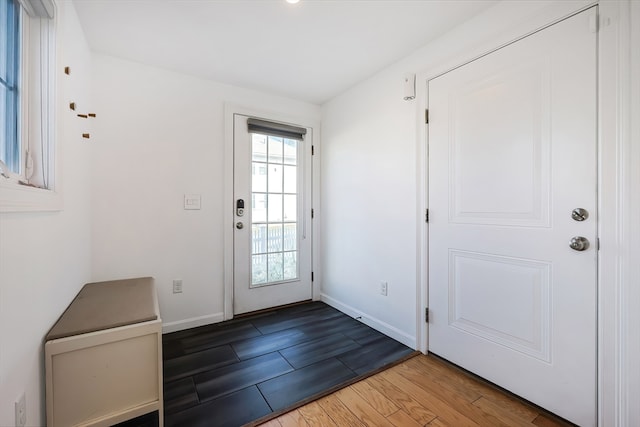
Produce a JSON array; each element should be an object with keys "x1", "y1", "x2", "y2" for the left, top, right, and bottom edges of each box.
[
  {"x1": 233, "y1": 114, "x2": 312, "y2": 315},
  {"x1": 428, "y1": 8, "x2": 597, "y2": 426}
]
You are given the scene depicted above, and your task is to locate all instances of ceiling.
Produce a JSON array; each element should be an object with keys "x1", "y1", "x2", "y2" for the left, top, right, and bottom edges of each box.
[{"x1": 72, "y1": 0, "x2": 498, "y2": 105}]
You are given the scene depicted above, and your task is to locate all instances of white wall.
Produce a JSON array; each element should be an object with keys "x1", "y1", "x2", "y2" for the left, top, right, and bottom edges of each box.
[
  {"x1": 90, "y1": 55, "x2": 320, "y2": 332},
  {"x1": 319, "y1": 68, "x2": 418, "y2": 346},
  {"x1": 0, "y1": 2, "x2": 93, "y2": 425}
]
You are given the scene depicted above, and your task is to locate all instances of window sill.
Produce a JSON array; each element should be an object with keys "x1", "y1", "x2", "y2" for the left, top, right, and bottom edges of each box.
[{"x1": 0, "y1": 179, "x2": 62, "y2": 212}]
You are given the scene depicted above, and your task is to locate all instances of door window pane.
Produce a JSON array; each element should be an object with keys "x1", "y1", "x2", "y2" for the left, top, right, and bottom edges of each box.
[
  {"x1": 252, "y1": 162, "x2": 267, "y2": 193},
  {"x1": 268, "y1": 136, "x2": 283, "y2": 163},
  {"x1": 252, "y1": 193, "x2": 267, "y2": 223},
  {"x1": 283, "y1": 223, "x2": 296, "y2": 251},
  {"x1": 250, "y1": 131, "x2": 300, "y2": 287},
  {"x1": 268, "y1": 193, "x2": 283, "y2": 222},
  {"x1": 283, "y1": 139, "x2": 297, "y2": 165},
  {"x1": 252, "y1": 224, "x2": 267, "y2": 254},
  {"x1": 284, "y1": 252, "x2": 297, "y2": 280},
  {"x1": 283, "y1": 195, "x2": 297, "y2": 221},
  {"x1": 252, "y1": 134, "x2": 267, "y2": 162},
  {"x1": 283, "y1": 165, "x2": 296, "y2": 193},
  {"x1": 268, "y1": 164, "x2": 283, "y2": 193},
  {"x1": 268, "y1": 224, "x2": 283, "y2": 252},
  {"x1": 252, "y1": 254, "x2": 268, "y2": 285},
  {"x1": 268, "y1": 253, "x2": 284, "y2": 282}
]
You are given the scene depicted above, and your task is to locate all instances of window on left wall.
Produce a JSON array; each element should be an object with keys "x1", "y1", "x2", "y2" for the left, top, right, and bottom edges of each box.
[
  {"x1": 0, "y1": 0, "x2": 57, "y2": 211},
  {"x1": 1, "y1": 0, "x2": 21, "y2": 177}
]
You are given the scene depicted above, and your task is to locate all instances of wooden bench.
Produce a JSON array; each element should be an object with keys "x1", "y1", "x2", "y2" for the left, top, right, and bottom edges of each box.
[{"x1": 45, "y1": 277, "x2": 164, "y2": 427}]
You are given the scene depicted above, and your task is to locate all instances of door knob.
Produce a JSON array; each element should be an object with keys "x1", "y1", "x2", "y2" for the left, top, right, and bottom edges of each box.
[
  {"x1": 569, "y1": 236, "x2": 589, "y2": 251},
  {"x1": 236, "y1": 222, "x2": 244, "y2": 230}
]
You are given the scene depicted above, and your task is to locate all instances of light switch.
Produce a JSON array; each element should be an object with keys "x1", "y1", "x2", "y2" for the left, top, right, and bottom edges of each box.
[{"x1": 184, "y1": 194, "x2": 201, "y2": 210}]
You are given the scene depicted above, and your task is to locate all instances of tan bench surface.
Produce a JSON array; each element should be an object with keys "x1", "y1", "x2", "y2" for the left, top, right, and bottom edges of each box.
[{"x1": 46, "y1": 277, "x2": 158, "y2": 340}]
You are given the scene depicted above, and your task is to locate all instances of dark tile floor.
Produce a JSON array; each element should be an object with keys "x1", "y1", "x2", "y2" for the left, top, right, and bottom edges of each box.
[{"x1": 160, "y1": 301, "x2": 414, "y2": 427}]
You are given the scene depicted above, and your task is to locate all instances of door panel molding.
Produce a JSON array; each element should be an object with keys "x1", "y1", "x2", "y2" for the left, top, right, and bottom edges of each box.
[
  {"x1": 448, "y1": 58, "x2": 552, "y2": 227},
  {"x1": 448, "y1": 249, "x2": 552, "y2": 362}
]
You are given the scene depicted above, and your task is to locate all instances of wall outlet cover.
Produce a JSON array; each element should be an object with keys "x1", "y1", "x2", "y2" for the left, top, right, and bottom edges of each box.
[
  {"x1": 173, "y1": 279, "x2": 183, "y2": 293},
  {"x1": 380, "y1": 281, "x2": 388, "y2": 296},
  {"x1": 184, "y1": 194, "x2": 201, "y2": 210}
]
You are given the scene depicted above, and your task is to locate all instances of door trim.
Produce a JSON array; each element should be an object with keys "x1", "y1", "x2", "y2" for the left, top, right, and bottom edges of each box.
[
  {"x1": 223, "y1": 104, "x2": 321, "y2": 321},
  {"x1": 416, "y1": 1, "x2": 640, "y2": 425},
  {"x1": 596, "y1": 2, "x2": 640, "y2": 426}
]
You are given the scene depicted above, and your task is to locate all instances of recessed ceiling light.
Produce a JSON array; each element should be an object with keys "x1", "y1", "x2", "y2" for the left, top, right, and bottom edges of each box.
[{"x1": 286, "y1": 0, "x2": 300, "y2": 4}]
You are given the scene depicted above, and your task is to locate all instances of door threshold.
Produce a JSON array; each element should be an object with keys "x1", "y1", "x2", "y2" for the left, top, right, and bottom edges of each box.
[{"x1": 233, "y1": 299, "x2": 313, "y2": 319}]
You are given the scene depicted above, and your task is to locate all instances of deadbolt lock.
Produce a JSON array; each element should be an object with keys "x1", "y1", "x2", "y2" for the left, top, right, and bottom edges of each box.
[{"x1": 571, "y1": 208, "x2": 589, "y2": 222}]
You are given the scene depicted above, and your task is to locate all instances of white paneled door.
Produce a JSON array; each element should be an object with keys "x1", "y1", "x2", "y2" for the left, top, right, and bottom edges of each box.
[
  {"x1": 428, "y1": 8, "x2": 597, "y2": 426},
  {"x1": 233, "y1": 114, "x2": 312, "y2": 315}
]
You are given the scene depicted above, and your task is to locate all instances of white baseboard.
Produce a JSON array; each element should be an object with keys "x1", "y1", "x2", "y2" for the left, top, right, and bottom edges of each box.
[
  {"x1": 320, "y1": 294, "x2": 416, "y2": 349},
  {"x1": 162, "y1": 312, "x2": 224, "y2": 334}
]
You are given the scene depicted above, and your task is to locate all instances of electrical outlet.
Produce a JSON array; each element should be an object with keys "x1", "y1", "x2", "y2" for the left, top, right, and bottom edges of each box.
[
  {"x1": 15, "y1": 393, "x2": 26, "y2": 427},
  {"x1": 173, "y1": 279, "x2": 183, "y2": 294},
  {"x1": 380, "y1": 281, "x2": 388, "y2": 296}
]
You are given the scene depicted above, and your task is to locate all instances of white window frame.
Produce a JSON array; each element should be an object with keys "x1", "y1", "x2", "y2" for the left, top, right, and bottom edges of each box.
[{"x1": 0, "y1": 0, "x2": 59, "y2": 212}]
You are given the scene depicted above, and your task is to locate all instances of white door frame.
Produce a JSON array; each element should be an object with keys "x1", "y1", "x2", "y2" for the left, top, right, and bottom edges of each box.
[
  {"x1": 223, "y1": 105, "x2": 322, "y2": 320},
  {"x1": 416, "y1": 1, "x2": 640, "y2": 426}
]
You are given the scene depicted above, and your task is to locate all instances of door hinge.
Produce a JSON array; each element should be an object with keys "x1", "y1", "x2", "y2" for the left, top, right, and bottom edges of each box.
[
  {"x1": 311, "y1": 272, "x2": 314, "y2": 282},
  {"x1": 589, "y1": 13, "x2": 599, "y2": 33},
  {"x1": 312, "y1": 145, "x2": 315, "y2": 156},
  {"x1": 425, "y1": 109, "x2": 429, "y2": 124},
  {"x1": 311, "y1": 208, "x2": 314, "y2": 219},
  {"x1": 425, "y1": 209, "x2": 429, "y2": 223},
  {"x1": 597, "y1": 237, "x2": 600, "y2": 250},
  {"x1": 425, "y1": 307, "x2": 429, "y2": 323}
]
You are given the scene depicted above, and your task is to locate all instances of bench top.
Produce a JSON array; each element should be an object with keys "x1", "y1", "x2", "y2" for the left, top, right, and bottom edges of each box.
[{"x1": 46, "y1": 277, "x2": 158, "y2": 340}]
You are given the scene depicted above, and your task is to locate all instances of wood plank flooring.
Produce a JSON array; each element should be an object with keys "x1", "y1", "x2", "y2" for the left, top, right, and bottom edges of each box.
[
  {"x1": 259, "y1": 354, "x2": 575, "y2": 427},
  {"x1": 162, "y1": 301, "x2": 415, "y2": 427}
]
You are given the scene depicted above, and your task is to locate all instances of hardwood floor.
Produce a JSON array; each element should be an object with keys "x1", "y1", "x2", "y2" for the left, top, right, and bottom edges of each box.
[
  {"x1": 258, "y1": 354, "x2": 575, "y2": 427},
  {"x1": 161, "y1": 301, "x2": 415, "y2": 427}
]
